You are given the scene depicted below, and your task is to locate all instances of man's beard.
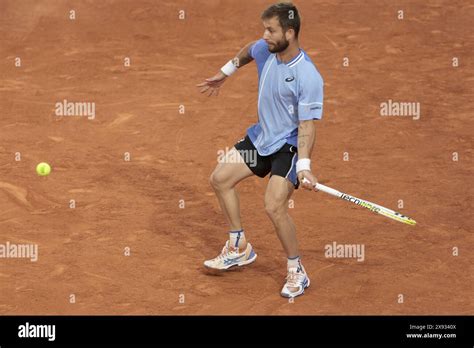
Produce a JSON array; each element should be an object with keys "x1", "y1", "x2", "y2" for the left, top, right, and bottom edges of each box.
[{"x1": 268, "y1": 38, "x2": 290, "y2": 53}]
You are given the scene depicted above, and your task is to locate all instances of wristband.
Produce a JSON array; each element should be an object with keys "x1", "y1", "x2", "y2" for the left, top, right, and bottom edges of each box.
[
  {"x1": 220, "y1": 60, "x2": 238, "y2": 77},
  {"x1": 296, "y1": 158, "x2": 311, "y2": 173}
]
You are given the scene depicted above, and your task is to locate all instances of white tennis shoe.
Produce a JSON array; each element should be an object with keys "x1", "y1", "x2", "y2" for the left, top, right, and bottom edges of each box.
[
  {"x1": 204, "y1": 240, "x2": 257, "y2": 270},
  {"x1": 281, "y1": 263, "x2": 311, "y2": 298}
]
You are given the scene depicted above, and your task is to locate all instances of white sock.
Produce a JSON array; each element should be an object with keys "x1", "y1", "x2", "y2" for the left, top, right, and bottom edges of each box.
[
  {"x1": 287, "y1": 256, "x2": 301, "y2": 270},
  {"x1": 229, "y1": 229, "x2": 245, "y2": 249}
]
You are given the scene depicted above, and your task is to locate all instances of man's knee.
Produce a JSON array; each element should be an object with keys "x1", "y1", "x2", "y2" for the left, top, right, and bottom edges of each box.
[
  {"x1": 210, "y1": 169, "x2": 227, "y2": 191},
  {"x1": 264, "y1": 197, "x2": 286, "y2": 218}
]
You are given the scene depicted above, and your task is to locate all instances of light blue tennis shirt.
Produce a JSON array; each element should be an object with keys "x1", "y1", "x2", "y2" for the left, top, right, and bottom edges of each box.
[{"x1": 247, "y1": 39, "x2": 324, "y2": 156}]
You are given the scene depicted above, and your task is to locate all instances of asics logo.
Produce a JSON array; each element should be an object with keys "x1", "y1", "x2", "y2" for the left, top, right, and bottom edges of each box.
[
  {"x1": 223, "y1": 255, "x2": 245, "y2": 265},
  {"x1": 285, "y1": 77, "x2": 295, "y2": 82}
]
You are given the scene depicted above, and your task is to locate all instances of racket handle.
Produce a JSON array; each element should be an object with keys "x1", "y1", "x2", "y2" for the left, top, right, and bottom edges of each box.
[
  {"x1": 315, "y1": 183, "x2": 342, "y2": 198},
  {"x1": 301, "y1": 178, "x2": 342, "y2": 198}
]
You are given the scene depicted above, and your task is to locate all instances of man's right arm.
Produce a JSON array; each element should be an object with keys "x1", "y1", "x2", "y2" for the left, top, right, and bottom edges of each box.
[
  {"x1": 197, "y1": 40, "x2": 257, "y2": 96},
  {"x1": 225, "y1": 40, "x2": 256, "y2": 74},
  {"x1": 219, "y1": 41, "x2": 257, "y2": 76}
]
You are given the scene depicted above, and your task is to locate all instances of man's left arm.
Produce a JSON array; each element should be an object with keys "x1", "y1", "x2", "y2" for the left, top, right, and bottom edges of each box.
[
  {"x1": 295, "y1": 70, "x2": 324, "y2": 191},
  {"x1": 297, "y1": 120, "x2": 318, "y2": 191}
]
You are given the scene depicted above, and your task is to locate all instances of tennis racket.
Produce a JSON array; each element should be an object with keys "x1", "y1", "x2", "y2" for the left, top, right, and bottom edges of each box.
[{"x1": 302, "y1": 178, "x2": 416, "y2": 226}]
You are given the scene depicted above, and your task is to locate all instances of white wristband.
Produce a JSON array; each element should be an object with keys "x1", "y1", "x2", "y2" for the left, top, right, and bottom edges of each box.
[
  {"x1": 220, "y1": 60, "x2": 238, "y2": 77},
  {"x1": 296, "y1": 158, "x2": 311, "y2": 173}
]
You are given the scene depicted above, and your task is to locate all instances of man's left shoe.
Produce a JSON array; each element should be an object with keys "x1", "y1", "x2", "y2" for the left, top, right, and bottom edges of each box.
[{"x1": 280, "y1": 263, "x2": 311, "y2": 298}]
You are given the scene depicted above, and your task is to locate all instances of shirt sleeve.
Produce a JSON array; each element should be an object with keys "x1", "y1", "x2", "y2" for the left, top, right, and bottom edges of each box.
[
  {"x1": 248, "y1": 39, "x2": 271, "y2": 77},
  {"x1": 248, "y1": 39, "x2": 268, "y2": 59},
  {"x1": 297, "y1": 69, "x2": 324, "y2": 121}
]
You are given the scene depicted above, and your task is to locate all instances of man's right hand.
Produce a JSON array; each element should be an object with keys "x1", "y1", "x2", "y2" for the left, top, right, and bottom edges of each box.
[{"x1": 196, "y1": 71, "x2": 227, "y2": 97}]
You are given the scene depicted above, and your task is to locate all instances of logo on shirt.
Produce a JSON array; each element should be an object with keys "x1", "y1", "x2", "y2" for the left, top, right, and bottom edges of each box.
[
  {"x1": 285, "y1": 76, "x2": 295, "y2": 82},
  {"x1": 310, "y1": 106, "x2": 321, "y2": 110}
]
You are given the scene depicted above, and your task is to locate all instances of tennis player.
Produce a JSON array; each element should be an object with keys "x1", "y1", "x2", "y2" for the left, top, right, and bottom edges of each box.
[{"x1": 197, "y1": 2, "x2": 323, "y2": 298}]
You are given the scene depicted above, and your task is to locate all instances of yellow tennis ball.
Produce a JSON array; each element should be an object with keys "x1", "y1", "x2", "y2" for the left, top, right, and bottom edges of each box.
[{"x1": 36, "y1": 162, "x2": 51, "y2": 176}]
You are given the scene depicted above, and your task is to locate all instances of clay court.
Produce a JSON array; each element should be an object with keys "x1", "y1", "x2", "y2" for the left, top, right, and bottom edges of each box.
[{"x1": 0, "y1": 0, "x2": 472, "y2": 315}]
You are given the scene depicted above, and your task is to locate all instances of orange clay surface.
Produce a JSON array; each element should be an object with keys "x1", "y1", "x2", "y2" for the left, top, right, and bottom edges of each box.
[{"x1": 0, "y1": 0, "x2": 472, "y2": 314}]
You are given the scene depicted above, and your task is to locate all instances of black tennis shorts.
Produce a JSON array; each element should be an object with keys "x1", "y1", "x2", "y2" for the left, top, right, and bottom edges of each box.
[{"x1": 234, "y1": 135, "x2": 299, "y2": 189}]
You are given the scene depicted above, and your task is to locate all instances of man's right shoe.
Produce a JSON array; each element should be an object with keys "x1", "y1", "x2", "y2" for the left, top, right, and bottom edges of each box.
[{"x1": 204, "y1": 240, "x2": 257, "y2": 270}]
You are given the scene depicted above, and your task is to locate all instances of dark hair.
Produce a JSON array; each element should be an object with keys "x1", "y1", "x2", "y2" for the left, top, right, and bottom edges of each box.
[{"x1": 261, "y1": 2, "x2": 301, "y2": 38}]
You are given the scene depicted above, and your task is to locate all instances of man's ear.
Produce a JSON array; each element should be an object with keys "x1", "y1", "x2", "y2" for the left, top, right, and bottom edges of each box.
[{"x1": 285, "y1": 28, "x2": 295, "y2": 41}]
